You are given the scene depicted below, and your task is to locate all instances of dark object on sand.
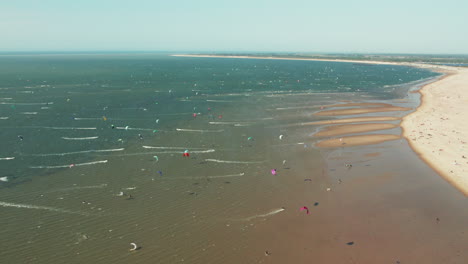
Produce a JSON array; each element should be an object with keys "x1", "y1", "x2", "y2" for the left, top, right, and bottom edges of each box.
[
  {"x1": 304, "y1": 179, "x2": 312, "y2": 181},
  {"x1": 314, "y1": 202, "x2": 319, "y2": 206},
  {"x1": 346, "y1": 242, "x2": 354, "y2": 245},
  {"x1": 265, "y1": 251, "x2": 272, "y2": 256}
]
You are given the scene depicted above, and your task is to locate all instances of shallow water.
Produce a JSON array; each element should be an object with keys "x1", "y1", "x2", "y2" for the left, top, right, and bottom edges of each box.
[{"x1": 1, "y1": 54, "x2": 466, "y2": 264}]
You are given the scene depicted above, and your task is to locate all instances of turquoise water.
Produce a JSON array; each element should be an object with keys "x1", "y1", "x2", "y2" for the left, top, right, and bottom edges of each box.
[{"x1": 1, "y1": 54, "x2": 449, "y2": 263}]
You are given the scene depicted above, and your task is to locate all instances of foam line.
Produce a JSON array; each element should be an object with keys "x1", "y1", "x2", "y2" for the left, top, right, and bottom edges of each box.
[
  {"x1": 115, "y1": 126, "x2": 164, "y2": 131},
  {"x1": 0, "y1": 157, "x2": 15, "y2": 160},
  {"x1": 206, "y1": 99, "x2": 235, "y2": 102},
  {"x1": 30, "y1": 160, "x2": 108, "y2": 169},
  {"x1": 270, "y1": 142, "x2": 305, "y2": 147},
  {"x1": 20, "y1": 112, "x2": 38, "y2": 115},
  {"x1": 204, "y1": 159, "x2": 264, "y2": 164},
  {"x1": 0, "y1": 117, "x2": 9, "y2": 119},
  {"x1": 52, "y1": 184, "x2": 108, "y2": 192},
  {"x1": 0, "y1": 98, "x2": 13, "y2": 100},
  {"x1": 0, "y1": 102, "x2": 53, "y2": 105},
  {"x1": 239, "y1": 208, "x2": 285, "y2": 221},
  {"x1": 0, "y1": 201, "x2": 88, "y2": 215},
  {"x1": 143, "y1": 146, "x2": 209, "y2": 150},
  {"x1": 176, "y1": 128, "x2": 224, "y2": 133},
  {"x1": 61, "y1": 136, "x2": 99, "y2": 140},
  {"x1": 114, "y1": 149, "x2": 215, "y2": 156},
  {"x1": 209, "y1": 121, "x2": 254, "y2": 125},
  {"x1": 30, "y1": 148, "x2": 123, "y2": 156},
  {"x1": 73, "y1": 117, "x2": 102, "y2": 120},
  {"x1": 39, "y1": 126, "x2": 97, "y2": 130}
]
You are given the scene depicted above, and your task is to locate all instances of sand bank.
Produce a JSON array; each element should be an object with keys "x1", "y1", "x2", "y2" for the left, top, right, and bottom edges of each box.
[
  {"x1": 401, "y1": 68, "x2": 468, "y2": 196},
  {"x1": 315, "y1": 134, "x2": 401, "y2": 148},
  {"x1": 314, "y1": 123, "x2": 398, "y2": 137},
  {"x1": 303, "y1": 116, "x2": 401, "y2": 125},
  {"x1": 314, "y1": 106, "x2": 411, "y2": 116}
]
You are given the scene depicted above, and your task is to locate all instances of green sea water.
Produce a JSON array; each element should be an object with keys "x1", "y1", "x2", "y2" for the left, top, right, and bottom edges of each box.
[{"x1": 1, "y1": 53, "x2": 452, "y2": 263}]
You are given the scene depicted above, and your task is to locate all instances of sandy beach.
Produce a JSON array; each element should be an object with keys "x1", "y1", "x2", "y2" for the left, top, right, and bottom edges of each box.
[
  {"x1": 401, "y1": 67, "x2": 468, "y2": 196},
  {"x1": 175, "y1": 54, "x2": 468, "y2": 196}
]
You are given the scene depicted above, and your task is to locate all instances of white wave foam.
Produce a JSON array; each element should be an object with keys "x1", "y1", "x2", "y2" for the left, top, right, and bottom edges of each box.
[
  {"x1": 0, "y1": 98, "x2": 13, "y2": 100},
  {"x1": 20, "y1": 112, "x2": 38, "y2": 115},
  {"x1": 239, "y1": 208, "x2": 285, "y2": 221},
  {"x1": 73, "y1": 117, "x2": 102, "y2": 120},
  {"x1": 114, "y1": 149, "x2": 215, "y2": 156},
  {"x1": 0, "y1": 102, "x2": 53, "y2": 105},
  {"x1": 275, "y1": 106, "x2": 318, "y2": 110},
  {"x1": 0, "y1": 117, "x2": 9, "y2": 120},
  {"x1": 0, "y1": 157, "x2": 15, "y2": 160},
  {"x1": 40, "y1": 126, "x2": 96, "y2": 130},
  {"x1": 176, "y1": 128, "x2": 224, "y2": 133},
  {"x1": 0, "y1": 177, "x2": 8, "y2": 182},
  {"x1": 61, "y1": 136, "x2": 99, "y2": 140},
  {"x1": 204, "y1": 159, "x2": 264, "y2": 164},
  {"x1": 31, "y1": 148, "x2": 123, "y2": 156},
  {"x1": 52, "y1": 184, "x2": 108, "y2": 192},
  {"x1": 30, "y1": 160, "x2": 108, "y2": 169},
  {"x1": 209, "y1": 121, "x2": 254, "y2": 126},
  {"x1": 143, "y1": 146, "x2": 208, "y2": 150},
  {"x1": 115, "y1": 126, "x2": 162, "y2": 131},
  {"x1": 0, "y1": 201, "x2": 87, "y2": 215},
  {"x1": 206, "y1": 100, "x2": 235, "y2": 102},
  {"x1": 270, "y1": 142, "x2": 305, "y2": 147}
]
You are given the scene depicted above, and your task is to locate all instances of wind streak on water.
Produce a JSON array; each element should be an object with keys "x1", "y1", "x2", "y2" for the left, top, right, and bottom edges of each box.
[
  {"x1": 30, "y1": 160, "x2": 108, "y2": 169},
  {"x1": 205, "y1": 159, "x2": 264, "y2": 164},
  {"x1": 30, "y1": 148, "x2": 124, "y2": 156},
  {"x1": 0, "y1": 201, "x2": 89, "y2": 216}
]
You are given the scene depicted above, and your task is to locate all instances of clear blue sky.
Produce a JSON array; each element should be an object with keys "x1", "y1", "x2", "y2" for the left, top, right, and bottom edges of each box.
[{"x1": 1, "y1": 0, "x2": 467, "y2": 54}]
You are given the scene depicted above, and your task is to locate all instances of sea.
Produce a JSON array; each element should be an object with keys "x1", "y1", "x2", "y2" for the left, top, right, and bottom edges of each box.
[{"x1": 1, "y1": 53, "x2": 467, "y2": 264}]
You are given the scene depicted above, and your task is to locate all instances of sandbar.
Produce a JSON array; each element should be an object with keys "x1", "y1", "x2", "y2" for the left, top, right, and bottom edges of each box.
[
  {"x1": 314, "y1": 106, "x2": 411, "y2": 116},
  {"x1": 302, "y1": 116, "x2": 400, "y2": 125},
  {"x1": 315, "y1": 134, "x2": 401, "y2": 148},
  {"x1": 314, "y1": 123, "x2": 398, "y2": 137}
]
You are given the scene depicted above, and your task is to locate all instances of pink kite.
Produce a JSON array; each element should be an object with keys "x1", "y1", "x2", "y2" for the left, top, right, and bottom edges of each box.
[
  {"x1": 300, "y1": 206, "x2": 310, "y2": 214},
  {"x1": 270, "y1": 169, "x2": 277, "y2": 175}
]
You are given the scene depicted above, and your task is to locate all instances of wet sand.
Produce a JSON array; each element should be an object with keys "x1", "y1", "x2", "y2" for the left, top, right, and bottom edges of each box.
[
  {"x1": 315, "y1": 134, "x2": 401, "y2": 148},
  {"x1": 314, "y1": 106, "x2": 411, "y2": 116},
  {"x1": 314, "y1": 123, "x2": 398, "y2": 137},
  {"x1": 302, "y1": 116, "x2": 401, "y2": 125}
]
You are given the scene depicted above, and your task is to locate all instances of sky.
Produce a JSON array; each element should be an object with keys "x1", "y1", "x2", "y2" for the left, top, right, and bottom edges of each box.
[{"x1": 1, "y1": 0, "x2": 467, "y2": 54}]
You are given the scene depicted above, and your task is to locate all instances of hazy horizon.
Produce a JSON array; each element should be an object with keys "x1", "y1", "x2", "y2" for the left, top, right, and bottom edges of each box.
[{"x1": 1, "y1": 0, "x2": 467, "y2": 54}]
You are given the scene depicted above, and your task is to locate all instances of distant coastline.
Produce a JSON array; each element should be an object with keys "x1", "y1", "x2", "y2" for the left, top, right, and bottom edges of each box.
[{"x1": 174, "y1": 54, "x2": 468, "y2": 195}]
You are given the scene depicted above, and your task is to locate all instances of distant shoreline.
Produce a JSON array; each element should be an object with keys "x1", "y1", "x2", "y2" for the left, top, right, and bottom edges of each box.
[{"x1": 174, "y1": 54, "x2": 468, "y2": 195}]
